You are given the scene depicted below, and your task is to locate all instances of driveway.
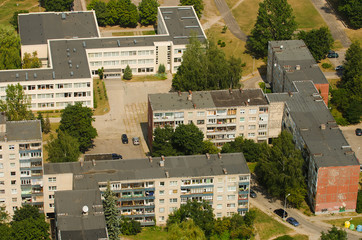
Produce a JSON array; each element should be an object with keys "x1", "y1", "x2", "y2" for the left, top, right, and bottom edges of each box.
[
  {"x1": 87, "y1": 77, "x2": 172, "y2": 159},
  {"x1": 340, "y1": 123, "x2": 362, "y2": 163}
]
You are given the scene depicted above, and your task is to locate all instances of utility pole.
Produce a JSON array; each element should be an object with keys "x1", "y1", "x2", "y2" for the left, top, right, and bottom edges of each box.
[{"x1": 283, "y1": 193, "x2": 290, "y2": 220}]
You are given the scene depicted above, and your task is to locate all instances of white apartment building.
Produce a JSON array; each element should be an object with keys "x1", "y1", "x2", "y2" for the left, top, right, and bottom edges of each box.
[
  {"x1": 148, "y1": 89, "x2": 283, "y2": 147},
  {"x1": 0, "y1": 7, "x2": 206, "y2": 111},
  {"x1": 0, "y1": 113, "x2": 43, "y2": 216},
  {"x1": 43, "y1": 153, "x2": 251, "y2": 226}
]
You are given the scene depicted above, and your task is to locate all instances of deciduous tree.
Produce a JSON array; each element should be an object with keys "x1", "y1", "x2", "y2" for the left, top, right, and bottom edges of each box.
[
  {"x1": 103, "y1": 182, "x2": 120, "y2": 240},
  {"x1": 338, "y1": 0, "x2": 361, "y2": 29},
  {"x1": 168, "y1": 220, "x2": 206, "y2": 240},
  {"x1": 172, "y1": 123, "x2": 204, "y2": 155},
  {"x1": 321, "y1": 226, "x2": 347, "y2": 240},
  {"x1": 10, "y1": 10, "x2": 29, "y2": 32},
  {"x1": 44, "y1": 0, "x2": 74, "y2": 11},
  {"x1": 59, "y1": 102, "x2": 97, "y2": 152},
  {"x1": 0, "y1": 26, "x2": 21, "y2": 70},
  {"x1": 22, "y1": 51, "x2": 41, "y2": 69},
  {"x1": 119, "y1": 217, "x2": 141, "y2": 235},
  {"x1": 0, "y1": 83, "x2": 33, "y2": 121},
  {"x1": 246, "y1": 0, "x2": 297, "y2": 58},
  {"x1": 88, "y1": 0, "x2": 109, "y2": 27},
  {"x1": 221, "y1": 136, "x2": 267, "y2": 162},
  {"x1": 44, "y1": 115, "x2": 51, "y2": 134},
  {"x1": 180, "y1": 0, "x2": 204, "y2": 19},
  {"x1": 138, "y1": 0, "x2": 160, "y2": 26},
  {"x1": 119, "y1": 0, "x2": 139, "y2": 27},
  {"x1": 152, "y1": 125, "x2": 177, "y2": 157},
  {"x1": 202, "y1": 140, "x2": 219, "y2": 154},
  {"x1": 45, "y1": 131, "x2": 81, "y2": 163}
]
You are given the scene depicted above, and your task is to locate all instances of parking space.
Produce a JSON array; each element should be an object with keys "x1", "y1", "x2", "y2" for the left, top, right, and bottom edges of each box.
[{"x1": 340, "y1": 123, "x2": 362, "y2": 163}]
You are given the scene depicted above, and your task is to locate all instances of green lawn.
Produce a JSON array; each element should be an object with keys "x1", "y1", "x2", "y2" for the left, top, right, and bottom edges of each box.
[
  {"x1": 93, "y1": 78, "x2": 110, "y2": 116},
  {"x1": 112, "y1": 32, "x2": 134, "y2": 36},
  {"x1": 142, "y1": 30, "x2": 156, "y2": 35},
  {"x1": 124, "y1": 227, "x2": 168, "y2": 240},
  {"x1": 123, "y1": 74, "x2": 167, "y2": 82},
  {"x1": 247, "y1": 162, "x2": 257, "y2": 173},
  {"x1": 0, "y1": 0, "x2": 42, "y2": 28},
  {"x1": 324, "y1": 217, "x2": 362, "y2": 230},
  {"x1": 253, "y1": 208, "x2": 292, "y2": 240}
]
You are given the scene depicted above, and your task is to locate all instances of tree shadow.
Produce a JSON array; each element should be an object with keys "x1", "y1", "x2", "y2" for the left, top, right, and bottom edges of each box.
[{"x1": 140, "y1": 122, "x2": 151, "y2": 156}]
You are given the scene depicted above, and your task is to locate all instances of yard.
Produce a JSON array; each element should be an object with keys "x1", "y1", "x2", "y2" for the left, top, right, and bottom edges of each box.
[
  {"x1": 324, "y1": 217, "x2": 362, "y2": 230},
  {"x1": 0, "y1": 0, "x2": 42, "y2": 28},
  {"x1": 93, "y1": 78, "x2": 110, "y2": 116}
]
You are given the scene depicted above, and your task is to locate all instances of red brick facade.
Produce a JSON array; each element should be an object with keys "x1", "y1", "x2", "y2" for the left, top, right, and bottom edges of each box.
[
  {"x1": 314, "y1": 83, "x2": 329, "y2": 106},
  {"x1": 315, "y1": 165, "x2": 359, "y2": 213}
]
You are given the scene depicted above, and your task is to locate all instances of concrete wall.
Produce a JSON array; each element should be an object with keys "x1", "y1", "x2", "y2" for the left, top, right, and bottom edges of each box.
[
  {"x1": 267, "y1": 102, "x2": 284, "y2": 138},
  {"x1": 314, "y1": 83, "x2": 329, "y2": 106},
  {"x1": 21, "y1": 44, "x2": 48, "y2": 67}
]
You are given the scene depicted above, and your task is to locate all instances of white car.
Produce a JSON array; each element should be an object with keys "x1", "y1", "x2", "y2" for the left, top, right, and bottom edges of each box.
[{"x1": 132, "y1": 137, "x2": 140, "y2": 145}]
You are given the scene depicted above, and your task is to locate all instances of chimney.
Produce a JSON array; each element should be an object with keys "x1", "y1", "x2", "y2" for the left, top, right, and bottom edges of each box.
[
  {"x1": 4, "y1": 135, "x2": 7, "y2": 142},
  {"x1": 187, "y1": 90, "x2": 192, "y2": 101},
  {"x1": 160, "y1": 156, "x2": 165, "y2": 167},
  {"x1": 295, "y1": 65, "x2": 300, "y2": 70},
  {"x1": 178, "y1": 91, "x2": 181, "y2": 97},
  {"x1": 247, "y1": 99, "x2": 250, "y2": 103},
  {"x1": 218, "y1": 153, "x2": 222, "y2": 159},
  {"x1": 288, "y1": 91, "x2": 293, "y2": 97},
  {"x1": 280, "y1": 45, "x2": 283, "y2": 50},
  {"x1": 205, "y1": 153, "x2": 210, "y2": 159},
  {"x1": 80, "y1": 161, "x2": 84, "y2": 167},
  {"x1": 165, "y1": 171, "x2": 169, "y2": 178},
  {"x1": 223, "y1": 168, "x2": 227, "y2": 174},
  {"x1": 92, "y1": 159, "x2": 96, "y2": 166},
  {"x1": 193, "y1": 104, "x2": 196, "y2": 109},
  {"x1": 320, "y1": 124, "x2": 326, "y2": 130},
  {"x1": 229, "y1": 88, "x2": 232, "y2": 94},
  {"x1": 148, "y1": 156, "x2": 153, "y2": 163},
  {"x1": 239, "y1": 88, "x2": 243, "y2": 93}
]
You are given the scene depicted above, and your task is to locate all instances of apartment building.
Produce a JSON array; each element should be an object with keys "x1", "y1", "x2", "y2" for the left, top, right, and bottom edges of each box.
[
  {"x1": 0, "y1": 113, "x2": 43, "y2": 216},
  {"x1": 43, "y1": 153, "x2": 251, "y2": 226},
  {"x1": 0, "y1": 7, "x2": 206, "y2": 111},
  {"x1": 148, "y1": 89, "x2": 283, "y2": 147},
  {"x1": 267, "y1": 40, "x2": 329, "y2": 105}
]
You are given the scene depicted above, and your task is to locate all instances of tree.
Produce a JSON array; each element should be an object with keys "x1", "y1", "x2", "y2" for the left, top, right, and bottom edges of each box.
[
  {"x1": 44, "y1": 115, "x2": 51, "y2": 134},
  {"x1": 45, "y1": 131, "x2": 81, "y2": 163},
  {"x1": 119, "y1": 0, "x2": 139, "y2": 28},
  {"x1": 320, "y1": 226, "x2": 347, "y2": 240},
  {"x1": 59, "y1": 102, "x2": 97, "y2": 152},
  {"x1": 123, "y1": 64, "x2": 133, "y2": 80},
  {"x1": 87, "y1": 0, "x2": 109, "y2": 27},
  {"x1": 103, "y1": 182, "x2": 120, "y2": 240},
  {"x1": 246, "y1": 0, "x2": 297, "y2": 58},
  {"x1": 106, "y1": 0, "x2": 121, "y2": 26},
  {"x1": 98, "y1": 67, "x2": 104, "y2": 80},
  {"x1": 44, "y1": 0, "x2": 74, "y2": 11},
  {"x1": 152, "y1": 126, "x2": 177, "y2": 157},
  {"x1": 37, "y1": 112, "x2": 45, "y2": 133},
  {"x1": 297, "y1": 27, "x2": 334, "y2": 62},
  {"x1": 222, "y1": 136, "x2": 268, "y2": 162},
  {"x1": 356, "y1": 190, "x2": 362, "y2": 213},
  {"x1": 22, "y1": 51, "x2": 42, "y2": 69},
  {"x1": 255, "y1": 131, "x2": 306, "y2": 207},
  {"x1": 167, "y1": 200, "x2": 214, "y2": 237},
  {"x1": 172, "y1": 123, "x2": 204, "y2": 155},
  {"x1": 0, "y1": 208, "x2": 9, "y2": 225},
  {"x1": 12, "y1": 205, "x2": 41, "y2": 222},
  {"x1": 158, "y1": 63, "x2": 166, "y2": 74},
  {"x1": 10, "y1": 10, "x2": 29, "y2": 32},
  {"x1": 338, "y1": 0, "x2": 361, "y2": 29},
  {"x1": 0, "y1": 26, "x2": 21, "y2": 70},
  {"x1": 180, "y1": 0, "x2": 204, "y2": 19},
  {"x1": 168, "y1": 220, "x2": 206, "y2": 240},
  {"x1": 202, "y1": 140, "x2": 219, "y2": 154},
  {"x1": 0, "y1": 83, "x2": 33, "y2": 121},
  {"x1": 119, "y1": 217, "x2": 141, "y2": 235},
  {"x1": 139, "y1": 0, "x2": 160, "y2": 26}
]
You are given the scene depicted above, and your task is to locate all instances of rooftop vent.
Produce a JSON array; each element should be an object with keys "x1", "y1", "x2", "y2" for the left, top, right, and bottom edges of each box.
[
  {"x1": 82, "y1": 205, "x2": 89, "y2": 215},
  {"x1": 295, "y1": 65, "x2": 300, "y2": 70},
  {"x1": 76, "y1": 65, "x2": 79, "y2": 69},
  {"x1": 33, "y1": 73, "x2": 37, "y2": 78},
  {"x1": 92, "y1": 159, "x2": 96, "y2": 166},
  {"x1": 288, "y1": 91, "x2": 293, "y2": 97},
  {"x1": 320, "y1": 124, "x2": 326, "y2": 130},
  {"x1": 15, "y1": 73, "x2": 19, "y2": 78},
  {"x1": 61, "y1": 13, "x2": 66, "y2": 20},
  {"x1": 205, "y1": 153, "x2": 210, "y2": 159},
  {"x1": 229, "y1": 88, "x2": 232, "y2": 94},
  {"x1": 82, "y1": 41, "x2": 86, "y2": 48},
  {"x1": 148, "y1": 156, "x2": 153, "y2": 163},
  {"x1": 67, "y1": 52, "x2": 70, "y2": 57},
  {"x1": 73, "y1": 48, "x2": 76, "y2": 52},
  {"x1": 187, "y1": 90, "x2": 192, "y2": 101},
  {"x1": 25, "y1": 72, "x2": 28, "y2": 80},
  {"x1": 52, "y1": 71, "x2": 55, "y2": 79},
  {"x1": 69, "y1": 64, "x2": 72, "y2": 68},
  {"x1": 66, "y1": 48, "x2": 70, "y2": 52},
  {"x1": 133, "y1": 39, "x2": 137, "y2": 44},
  {"x1": 193, "y1": 104, "x2": 196, "y2": 109},
  {"x1": 218, "y1": 153, "x2": 222, "y2": 159},
  {"x1": 159, "y1": 160, "x2": 165, "y2": 167},
  {"x1": 68, "y1": 60, "x2": 72, "y2": 64},
  {"x1": 117, "y1": 40, "x2": 120, "y2": 47},
  {"x1": 280, "y1": 45, "x2": 283, "y2": 49},
  {"x1": 70, "y1": 71, "x2": 74, "y2": 76},
  {"x1": 165, "y1": 171, "x2": 169, "y2": 178},
  {"x1": 223, "y1": 168, "x2": 227, "y2": 174}
]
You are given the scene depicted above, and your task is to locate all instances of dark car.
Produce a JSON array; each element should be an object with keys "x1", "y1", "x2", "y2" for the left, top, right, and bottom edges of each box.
[
  {"x1": 356, "y1": 128, "x2": 362, "y2": 136},
  {"x1": 112, "y1": 153, "x2": 122, "y2": 160},
  {"x1": 327, "y1": 52, "x2": 339, "y2": 58},
  {"x1": 250, "y1": 189, "x2": 257, "y2": 198},
  {"x1": 274, "y1": 209, "x2": 288, "y2": 218},
  {"x1": 122, "y1": 134, "x2": 128, "y2": 144},
  {"x1": 328, "y1": 50, "x2": 335, "y2": 54},
  {"x1": 335, "y1": 65, "x2": 344, "y2": 71},
  {"x1": 286, "y1": 217, "x2": 300, "y2": 227}
]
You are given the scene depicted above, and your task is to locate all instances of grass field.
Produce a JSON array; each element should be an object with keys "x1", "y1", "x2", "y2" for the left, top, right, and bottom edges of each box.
[
  {"x1": 124, "y1": 227, "x2": 168, "y2": 240},
  {"x1": 142, "y1": 30, "x2": 156, "y2": 35},
  {"x1": 252, "y1": 208, "x2": 292, "y2": 240},
  {"x1": 93, "y1": 78, "x2": 110, "y2": 115},
  {"x1": 124, "y1": 74, "x2": 167, "y2": 82},
  {"x1": 0, "y1": 0, "x2": 42, "y2": 28},
  {"x1": 344, "y1": 29, "x2": 362, "y2": 43},
  {"x1": 112, "y1": 32, "x2": 134, "y2": 36},
  {"x1": 324, "y1": 217, "x2": 362, "y2": 230},
  {"x1": 247, "y1": 162, "x2": 257, "y2": 173}
]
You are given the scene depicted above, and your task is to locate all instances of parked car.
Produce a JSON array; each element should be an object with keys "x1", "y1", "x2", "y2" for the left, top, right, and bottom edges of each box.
[
  {"x1": 356, "y1": 128, "x2": 362, "y2": 136},
  {"x1": 250, "y1": 189, "x2": 257, "y2": 198},
  {"x1": 327, "y1": 52, "x2": 339, "y2": 58},
  {"x1": 328, "y1": 50, "x2": 335, "y2": 54},
  {"x1": 286, "y1": 217, "x2": 300, "y2": 227},
  {"x1": 122, "y1": 134, "x2": 128, "y2": 144},
  {"x1": 111, "y1": 153, "x2": 123, "y2": 160},
  {"x1": 335, "y1": 65, "x2": 344, "y2": 71},
  {"x1": 132, "y1": 137, "x2": 140, "y2": 145},
  {"x1": 274, "y1": 209, "x2": 288, "y2": 218}
]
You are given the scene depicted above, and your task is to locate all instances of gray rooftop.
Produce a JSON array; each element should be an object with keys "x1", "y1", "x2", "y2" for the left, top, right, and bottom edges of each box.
[
  {"x1": 55, "y1": 189, "x2": 107, "y2": 240},
  {"x1": 0, "y1": 120, "x2": 41, "y2": 142},
  {"x1": 19, "y1": 11, "x2": 99, "y2": 45},
  {"x1": 149, "y1": 89, "x2": 268, "y2": 111},
  {"x1": 44, "y1": 153, "x2": 250, "y2": 190},
  {"x1": 267, "y1": 81, "x2": 359, "y2": 168},
  {"x1": 270, "y1": 40, "x2": 328, "y2": 85}
]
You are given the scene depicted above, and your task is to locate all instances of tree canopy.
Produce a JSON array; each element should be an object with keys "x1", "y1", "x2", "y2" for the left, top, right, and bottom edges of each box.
[
  {"x1": 297, "y1": 27, "x2": 334, "y2": 62},
  {"x1": 246, "y1": 0, "x2": 297, "y2": 58},
  {"x1": 172, "y1": 38, "x2": 243, "y2": 91},
  {"x1": 88, "y1": 0, "x2": 109, "y2": 27},
  {"x1": 123, "y1": 64, "x2": 133, "y2": 80},
  {"x1": 44, "y1": 0, "x2": 74, "y2": 11},
  {"x1": 45, "y1": 131, "x2": 81, "y2": 163},
  {"x1": 119, "y1": 217, "x2": 141, "y2": 235},
  {"x1": 0, "y1": 26, "x2": 21, "y2": 70},
  {"x1": 356, "y1": 190, "x2": 362, "y2": 213},
  {"x1": 221, "y1": 136, "x2": 266, "y2": 162},
  {"x1": 168, "y1": 220, "x2": 206, "y2": 240},
  {"x1": 337, "y1": 0, "x2": 361, "y2": 29},
  {"x1": 103, "y1": 182, "x2": 120, "y2": 240},
  {"x1": 0, "y1": 83, "x2": 33, "y2": 121},
  {"x1": 152, "y1": 125, "x2": 177, "y2": 157},
  {"x1": 59, "y1": 102, "x2": 98, "y2": 152},
  {"x1": 255, "y1": 131, "x2": 306, "y2": 207},
  {"x1": 22, "y1": 51, "x2": 42, "y2": 69},
  {"x1": 320, "y1": 226, "x2": 347, "y2": 240},
  {"x1": 138, "y1": 0, "x2": 160, "y2": 26},
  {"x1": 10, "y1": 10, "x2": 29, "y2": 32},
  {"x1": 180, "y1": 0, "x2": 204, "y2": 19}
]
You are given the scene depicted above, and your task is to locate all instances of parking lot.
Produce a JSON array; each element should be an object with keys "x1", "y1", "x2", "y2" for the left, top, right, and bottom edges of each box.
[
  {"x1": 87, "y1": 77, "x2": 172, "y2": 159},
  {"x1": 340, "y1": 123, "x2": 362, "y2": 163}
]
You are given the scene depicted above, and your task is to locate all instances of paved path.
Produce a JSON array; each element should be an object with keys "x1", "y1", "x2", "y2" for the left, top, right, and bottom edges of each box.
[
  {"x1": 309, "y1": 0, "x2": 351, "y2": 48},
  {"x1": 213, "y1": 0, "x2": 247, "y2": 41},
  {"x1": 73, "y1": 0, "x2": 86, "y2": 11}
]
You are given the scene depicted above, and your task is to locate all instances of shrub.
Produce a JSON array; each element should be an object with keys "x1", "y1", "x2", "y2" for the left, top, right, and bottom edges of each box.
[
  {"x1": 158, "y1": 64, "x2": 166, "y2": 74},
  {"x1": 322, "y1": 63, "x2": 332, "y2": 69}
]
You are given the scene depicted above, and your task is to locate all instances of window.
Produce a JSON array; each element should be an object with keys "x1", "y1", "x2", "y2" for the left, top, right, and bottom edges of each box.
[
  {"x1": 49, "y1": 195, "x2": 54, "y2": 199},
  {"x1": 239, "y1": 125, "x2": 244, "y2": 130},
  {"x1": 9, "y1": 154, "x2": 15, "y2": 159},
  {"x1": 0, "y1": 199, "x2": 4, "y2": 203},
  {"x1": 216, "y1": 204, "x2": 222, "y2": 209},
  {"x1": 217, "y1": 195, "x2": 223, "y2": 201},
  {"x1": 258, "y1": 131, "x2": 267, "y2": 136},
  {"x1": 217, "y1": 187, "x2": 223, "y2": 192},
  {"x1": 0, "y1": 172, "x2": 3, "y2": 178},
  {"x1": 138, "y1": 50, "x2": 154, "y2": 55},
  {"x1": 0, "y1": 163, "x2": 2, "y2": 169},
  {"x1": 49, "y1": 186, "x2": 57, "y2": 191},
  {"x1": 11, "y1": 172, "x2": 16, "y2": 176},
  {"x1": 0, "y1": 181, "x2": 3, "y2": 185},
  {"x1": 170, "y1": 198, "x2": 177, "y2": 203},
  {"x1": 259, "y1": 124, "x2": 267, "y2": 129},
  {"x1": 11, "y1": 189, "x2": 17, "y2": 194},
  {"x1": 159, "y1": 199, "x2": 164, "y2": 204},
  {"x1": 0, "y1": 190, "x2": 4, "y2": 194},
  {"x1": 248, "y1": 125, "x2": 256, "y2": 130},
  {"x1": 197, "y1": 120, "x2": 205, "y2": 125},
  {"x1": 227, "y1": 186, "x2": 236, "y2": 191},
  {"x1": 159, "y1": 207, "x2": 165, "y2": 213},
  {"x1": 9, "y1": 145, "x2": 14, "y2": 150},
  {"x1": 10, "y1": 163, "x2": 15, "y2": 168},
  {"x1": 218, "y1": 178, "x2": 223, "y2": 183},
  {"x1": 21, "y1": 179, "x2": 31, "y2": 185},
  {"x1": 188, "y1": 112, "x2": 193, "y2": 117},
  {"x1": 159, "y1": 182, "x2": 165, "y2": 186},
  {"x1": 240, "y1": 109, "x2": 245, "y2": 114},
  {"x1": 103, "y1": 51, "x2": 119, "y2": 57},
  {"x1": 12, "y1": 198, "x2": 17, "y2": 203},
  {"x1": 159, "y1": 190, "x2": 165, "y2": 195},
  {"x1": 88, "y1": 52, "x2": 102, "y2": 58},
  {"x1": 0, "y1": 146, "x2": 2, "y2": 151},
  {"x1": 227, "y1": 203, "x2": 236, "y2": 208},
  {"x1": 228, "y1": 177, "x2": 236, "y2": 182},
  {"x1": 227, "y1": 195, "x2": 236, "y2": 200},
  {"x1": 49, "y1": 203, "x2": 54, "y2": 208},
  {"x1": 11, "y1": 180, "x2": 16, "y2": 185},
  {"x1": 48, "y1": 177, "x2": 56, "y2": 183},
  {"x1": 159, "y1": 216, "x2": 165, "y2": 221},
  {"x1": 169, "y1": 189, "x2": 178, "y2": 195},
  {"x1": 248, "y1": 133, "x2": 255, "y2": 137},
  {"x1": 170, "y1": 181, "x2": 178, "y2": 186},
  {"x1": 249, "y1": 109, "x2": 257, "y2": 114},
  {"x1": 169, "y1": 207, "x2": 177, "y2": 213},
  {"x1": 239, "y1": 117, "x2": 245, "y2": 122},
  {"x1": 249, "y1": 117, "x2": 256, "y2": 122},
  {"x1": 197, "y1": 111, "x2": 205, "y2": 116}
]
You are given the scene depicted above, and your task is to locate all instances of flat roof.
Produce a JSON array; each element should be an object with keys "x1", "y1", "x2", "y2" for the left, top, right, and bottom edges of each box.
[
  {"x1": 149, "y1": 89, "x2": 268, "y2": 111},
  {"x1": 44, "y1": 153, "x2": 250, "y2": 189},
  {"x1": 267, "y1": 81, "x2": 359, "y2": 168},
  {"x1": 55, "y1": 189, "x2": 107, "y2": 240},
  {"x1": 270, "y1": 40, "x2": 328, "y2": 85},
  {"x1": 0, "y1": 120, "x2": 41, "y2": 142},
  {"x1": 19, "y1": 11, "x2": 100, "y2": 45}
]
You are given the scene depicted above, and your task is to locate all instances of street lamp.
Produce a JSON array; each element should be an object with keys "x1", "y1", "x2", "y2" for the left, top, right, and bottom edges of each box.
[{"x1": 283, "y1": 193, "x2": 290, "y2": 220}]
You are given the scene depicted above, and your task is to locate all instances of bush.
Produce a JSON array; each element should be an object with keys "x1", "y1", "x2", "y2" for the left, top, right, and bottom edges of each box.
[
  {"x1": 123, "y1": 65, "x2": 133, "y2": 80},
  {"x1": 322, "y1": 63, "x2": 332, "y2": 69},
  {"x1": 158, "y1": 64, "x2": 165, "y2": 74}
]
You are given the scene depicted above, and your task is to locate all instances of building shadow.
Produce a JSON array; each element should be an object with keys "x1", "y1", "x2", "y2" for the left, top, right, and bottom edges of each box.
[{"x1": 140, "y1": 122, "x2": 151, "y2": 156}]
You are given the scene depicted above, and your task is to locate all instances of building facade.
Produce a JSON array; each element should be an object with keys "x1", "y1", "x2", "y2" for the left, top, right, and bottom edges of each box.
[
  {"x1": 43, "y1": 153, "x2": 251, "y2": 226},
  {"x1": 0, "y1": 114, "x2": 43, "y2": 216},
  {"x1": 148, "y1": 89, "x2": 282, "y2": 147}
]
